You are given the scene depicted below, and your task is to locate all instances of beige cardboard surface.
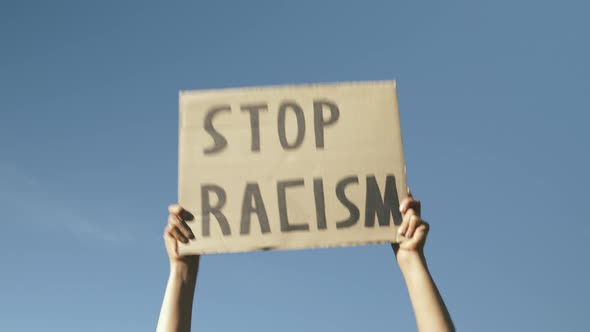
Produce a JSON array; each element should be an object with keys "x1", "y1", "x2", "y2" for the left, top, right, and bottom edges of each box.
[{"x1": 178, "y1": 81, "x2": 407, "y2": 255}]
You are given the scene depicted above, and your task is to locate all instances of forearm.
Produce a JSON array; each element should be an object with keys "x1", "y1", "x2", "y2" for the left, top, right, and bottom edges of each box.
[
  {"x1": 398, "y1": 252, "x2": 454, "y2": 332},
  {"x1": 156, "y1": 262, "x2": 199, "y2": 332}
]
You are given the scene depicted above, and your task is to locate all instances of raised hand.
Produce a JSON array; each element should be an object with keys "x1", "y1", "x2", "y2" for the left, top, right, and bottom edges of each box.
[
  {"x1": 394, "y1": 194, "x2": 429, "y2": 259},
  {"x1": 164, "y1": 204, "x2": 199, "y2": 267}
]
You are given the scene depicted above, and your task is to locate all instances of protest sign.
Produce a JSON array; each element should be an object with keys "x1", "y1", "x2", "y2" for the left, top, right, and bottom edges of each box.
[{"x1": 178, "y1": 81, "x2": 407, "y2": 254}]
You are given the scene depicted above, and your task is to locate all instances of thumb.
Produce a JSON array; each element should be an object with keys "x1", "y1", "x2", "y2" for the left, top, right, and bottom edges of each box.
[{"x1": 168, "y1": 204, "x2": 182, "y2": 215}]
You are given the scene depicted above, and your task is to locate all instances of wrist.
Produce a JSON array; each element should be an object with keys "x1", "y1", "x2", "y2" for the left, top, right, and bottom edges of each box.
[
  {"x1": 170, "y1": 258, "x2": 199, "y2": 281},
  {"x1": 396, "y1": 250, "x2": 426, "y2": 273}
]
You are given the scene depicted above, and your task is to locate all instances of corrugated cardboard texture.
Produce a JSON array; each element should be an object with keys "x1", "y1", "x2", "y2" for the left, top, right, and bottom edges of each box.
[{"x1": 178, "y1": 81, "x2": 407, "y2": 255}]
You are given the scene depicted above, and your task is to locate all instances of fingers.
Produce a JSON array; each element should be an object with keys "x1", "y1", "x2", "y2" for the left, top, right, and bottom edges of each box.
[
  {"x1": 399, "y1": 196, "x2": 421, "y2": 216},
  {"x1": 166, "y1": 204, "x2": 195, "y2": 244},
  {"x1": 398, "y1": 209, "x2": 421, "y2": 237},
  {"x1": 396, "y1": 221, "x2": 430, "y2": 253},
  {"x1": 406, "y1": 214, "x2": 420, "y2": 238},
  {"x1": 168, "y1": 215, "x2": 194, "y2": 240},
  {"x1": 396, "y1": 192, "x2": 430, "y2": 251},
  {"x1": 169, "y1": 204, "x2": 195, "y2": 221},
  {"x1": 414, "y1": 222, "x2": 429, "y2": 240},
  {"x1": 167, "y1": 223, "x2": 188, "y2": 243},
  {"x1": 398, "y1": 195, "x2": 422, "y2": 238},
  {"x1": 168, "y1": 204, "x2": 182, "y2": 215}
]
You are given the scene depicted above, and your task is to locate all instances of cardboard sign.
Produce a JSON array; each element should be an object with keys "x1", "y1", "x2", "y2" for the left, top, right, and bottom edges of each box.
[{"x1": 178, "y1": 81, "x2": 407, "y2": 255}]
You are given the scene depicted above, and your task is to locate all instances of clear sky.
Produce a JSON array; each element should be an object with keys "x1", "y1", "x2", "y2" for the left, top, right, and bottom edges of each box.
[{"x1": 1, "y1": 0, "x2": 589, "y2": 331}]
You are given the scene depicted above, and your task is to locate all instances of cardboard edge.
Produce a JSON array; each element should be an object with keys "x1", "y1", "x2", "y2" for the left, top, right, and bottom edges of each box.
[
  {"x1": 178, "y1": 237, "x2": 403, "y2": 256},
  {"x1": 178, "y1": 80, "x2": 397, "y2": 99}
]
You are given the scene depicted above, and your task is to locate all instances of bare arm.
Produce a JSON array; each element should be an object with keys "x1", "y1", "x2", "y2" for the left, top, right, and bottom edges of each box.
[
  {"x1": 394, "y1": 195, "x2": 455, "y2": 332},
  {"x1": 156, "y1": 205, "x2": 199, "y2": 332}
]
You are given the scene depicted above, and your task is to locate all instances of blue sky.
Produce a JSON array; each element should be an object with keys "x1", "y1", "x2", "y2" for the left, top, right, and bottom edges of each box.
[{"x1": 1, "y1": 0, "x2": 589, "y2": 331}]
